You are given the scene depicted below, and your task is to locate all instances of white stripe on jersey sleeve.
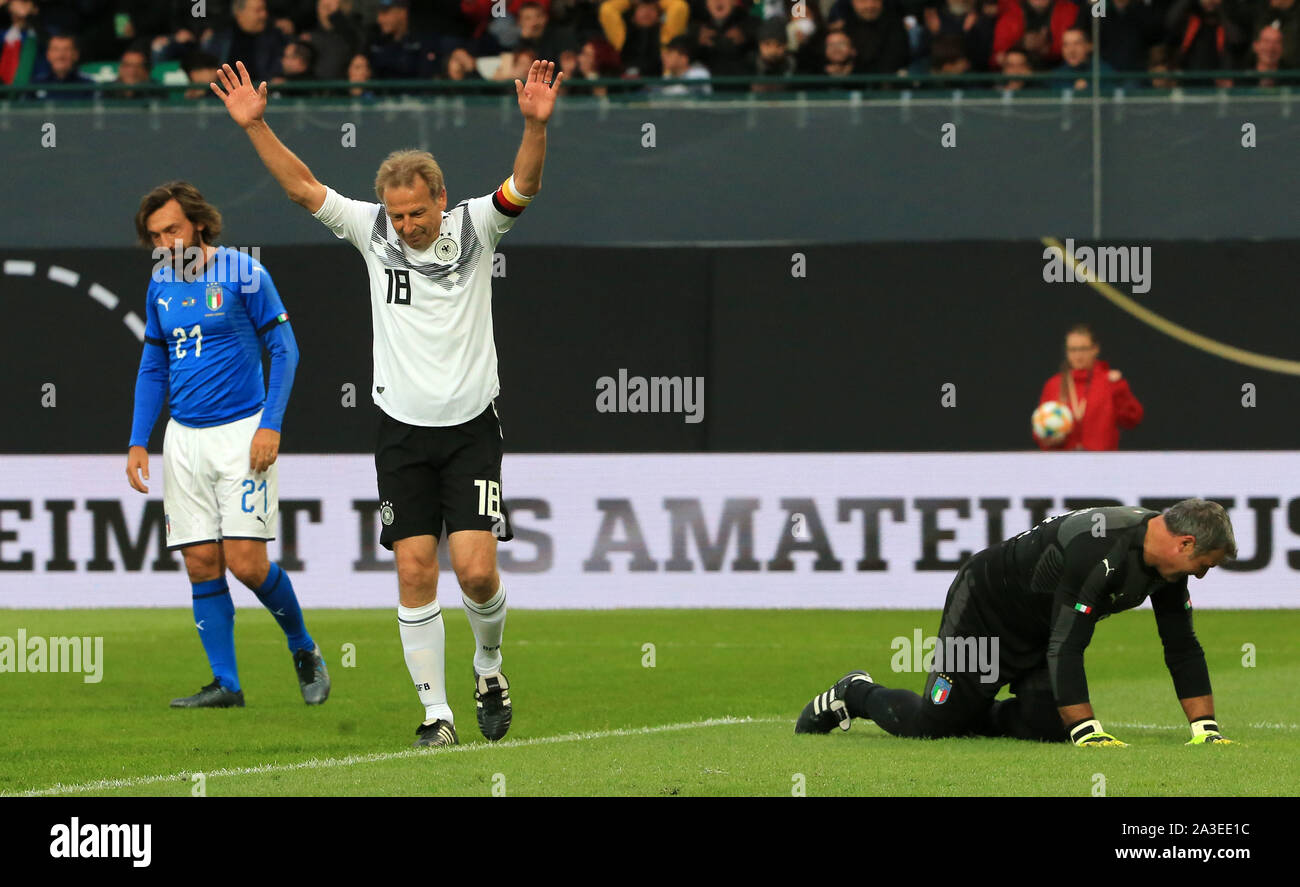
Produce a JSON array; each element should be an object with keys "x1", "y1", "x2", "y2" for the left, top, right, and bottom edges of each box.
[{"x1": 312, "y1": 186, "x2": 383, "y2": 251}]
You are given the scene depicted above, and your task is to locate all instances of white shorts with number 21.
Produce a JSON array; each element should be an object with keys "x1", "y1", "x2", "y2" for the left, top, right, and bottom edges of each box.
[{"x1": 162, "y1": 410, "x2": 278, "y2": 550}]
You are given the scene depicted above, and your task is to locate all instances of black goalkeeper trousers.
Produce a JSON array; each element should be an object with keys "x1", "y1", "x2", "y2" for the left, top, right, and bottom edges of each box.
[
  {"x1": 863, "y1": 682, "x2": 1066, "y2": 742},
  {"x1": 857, "y1": 560, "x2": 1069, "y2": 743}
]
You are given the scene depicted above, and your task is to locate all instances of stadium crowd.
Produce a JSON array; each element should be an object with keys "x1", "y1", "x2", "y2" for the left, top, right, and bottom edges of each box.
[{"x1": 3, "y1": 0, "x2": 1296, "y2": 97}]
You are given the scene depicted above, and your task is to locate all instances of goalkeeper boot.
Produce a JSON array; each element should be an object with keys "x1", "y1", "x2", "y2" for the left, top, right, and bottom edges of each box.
[
  {"x1": 1187, "y1": 718, "x2": 1233, "y2": 745},
  {"x1": 170, "y1": 678, "x2": 245, "y2": 708},
  {"x1": 293, "y1": 645, "x2": 331, "y2": 705},
  {"x1": 1069, "y1": 719, "x2": 1128, "y2": 747},
  {"x1": 474, "y1": 671, "x2": 513, "y2": 741},
  {"x1": 795, "y1": 671, "x2": 873, "y2": 734},
  {"x1": 413, "y1": 718, "x2": 459, "y2": 748}
]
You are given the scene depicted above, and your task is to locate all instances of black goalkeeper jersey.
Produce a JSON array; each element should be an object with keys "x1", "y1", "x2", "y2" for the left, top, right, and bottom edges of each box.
[{"x1": 961, "y1": 506, "x2": 1210, "y2": 706}]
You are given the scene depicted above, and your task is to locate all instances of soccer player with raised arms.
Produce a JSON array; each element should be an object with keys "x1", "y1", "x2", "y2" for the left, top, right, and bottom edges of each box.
[
  {"x1": 210, "y1": 58, "x2": 562, "y2": 746},
  {"x1": 127, "y1": 181, "x2": 330, "y2": 708}
]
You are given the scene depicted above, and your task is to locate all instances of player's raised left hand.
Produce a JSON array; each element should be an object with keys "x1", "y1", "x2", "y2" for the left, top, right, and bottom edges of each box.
[
  {"x1": 516, "y1": 59, "x2": 563, "y2": 124},
  {"x1": 250, "y1": 428, "x2": 280, "y2": 473},
  {"x1": 211, "y1": 60, "x2": 268, "y2": 130}
]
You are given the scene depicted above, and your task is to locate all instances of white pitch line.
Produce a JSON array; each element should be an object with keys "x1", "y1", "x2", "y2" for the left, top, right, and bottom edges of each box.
[
  {"x1": 88, "y1": 282, "x2": 119, "y2": 310},
  {"x1": 1, "y1": 260, "x2": 133, "y2": 336},
  {"x1": 9, "y1": 715, "x2": 787, "y2": 797},
  {"x1": 123, "y1": 311, "x2": 145, "y2": 341},
  {"x1": 12, "y1": 715, "x2": 1295, "y2": 797},
  {"x1": 47, "y1": 265, "x2": 80, "y2": 287}
]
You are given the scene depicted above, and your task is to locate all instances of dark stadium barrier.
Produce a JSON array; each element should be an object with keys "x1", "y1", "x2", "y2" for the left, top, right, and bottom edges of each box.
[
  {"x1": 4, "y1": 96, "x2": 1300, "y2": 248},
  {"x1": 1, "y1": 241, "x2": 1297, "y2": 453}
]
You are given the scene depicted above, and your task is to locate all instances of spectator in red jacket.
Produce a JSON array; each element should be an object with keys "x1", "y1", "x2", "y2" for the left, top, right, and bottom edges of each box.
[
  {"x1": 992, "y1": 0, "x2": 1079, "y2": 68},
  {"x1": 1036, "y1": 323, "x2": 1144, "y2": 450}
]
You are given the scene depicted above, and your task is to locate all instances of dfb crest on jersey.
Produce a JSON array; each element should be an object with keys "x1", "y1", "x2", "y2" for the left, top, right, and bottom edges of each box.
[
  {"x1": 433, "y1": 235, "x2": 460, "y2": 264},
  {"x1": 380, "y1": 500, "x2": 395, "y2": 526},
  {"x1": 205, "y1": 282, "x2": 224, "y2": 311},
  {"x1": 931, "y1": 674, "x2": 952, "y2": 705}
]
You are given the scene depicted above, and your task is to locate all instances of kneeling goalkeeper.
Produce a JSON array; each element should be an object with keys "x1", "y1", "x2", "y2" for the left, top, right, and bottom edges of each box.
[{"x1": 796, "y1": 499, "x2": 1237, "y2": 747}]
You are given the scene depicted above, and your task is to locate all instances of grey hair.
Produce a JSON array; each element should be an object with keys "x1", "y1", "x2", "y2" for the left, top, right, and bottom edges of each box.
[{"x1": 1163, "y1": 498, "x2": 1237, "y2": 559}]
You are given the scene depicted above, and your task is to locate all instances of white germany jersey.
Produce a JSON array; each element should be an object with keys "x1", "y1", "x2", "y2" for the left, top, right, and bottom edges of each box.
[{"x1": 312, "y1": 177, "x2": 531, "y2": 426}]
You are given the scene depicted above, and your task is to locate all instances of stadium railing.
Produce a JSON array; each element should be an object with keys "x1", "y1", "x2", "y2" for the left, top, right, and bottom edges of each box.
[{"x1": 5, "y1": 69, "x2": 1300, "y2": 103}]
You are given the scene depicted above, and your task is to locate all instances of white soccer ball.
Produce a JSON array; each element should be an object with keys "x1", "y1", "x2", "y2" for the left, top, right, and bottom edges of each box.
[{"x1": 1032, "y1": 400, "x2": 1074, "y2": 446}]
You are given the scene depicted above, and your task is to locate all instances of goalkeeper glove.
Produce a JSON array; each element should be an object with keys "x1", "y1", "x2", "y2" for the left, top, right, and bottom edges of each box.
[
  {"x1": 1069, "y1": 718, "x2": 1128, "y2": 747},
  {"x1": 1186, "y1": 717, "x2": 1233, "y2": 745}
]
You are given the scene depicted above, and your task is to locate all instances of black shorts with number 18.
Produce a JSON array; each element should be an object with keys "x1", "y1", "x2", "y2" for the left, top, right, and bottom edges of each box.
[{"x1": 374, "y1": 401, "x2": 513, "y2": 550}]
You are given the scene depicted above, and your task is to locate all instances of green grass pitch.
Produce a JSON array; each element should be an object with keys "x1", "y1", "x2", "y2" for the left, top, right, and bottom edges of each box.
[{"x1": 1, "y1": 608, "x2": 1296, "y2": 797}]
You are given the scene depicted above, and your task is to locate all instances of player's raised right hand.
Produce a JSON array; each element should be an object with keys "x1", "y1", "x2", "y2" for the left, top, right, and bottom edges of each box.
[
  {"x1": 211, "y1": 61, "x2": 268, "y2": 129},
  {"x1": 126, "y1": 446, "x2": 151, "y2": 494}
]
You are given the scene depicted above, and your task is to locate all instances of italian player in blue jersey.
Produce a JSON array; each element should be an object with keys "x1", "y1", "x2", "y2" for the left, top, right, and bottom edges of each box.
[{"x1": 126, "y1": 181, "x2": 330, "y2": 708}]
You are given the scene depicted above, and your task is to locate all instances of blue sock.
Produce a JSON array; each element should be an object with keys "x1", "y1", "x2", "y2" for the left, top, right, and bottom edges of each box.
[
  {"x1": 253, "y1": 563, "x2": 313, "y2": 653},
  {"x1": 191, "y1": 578, "x2": 239, "y2": 692}
]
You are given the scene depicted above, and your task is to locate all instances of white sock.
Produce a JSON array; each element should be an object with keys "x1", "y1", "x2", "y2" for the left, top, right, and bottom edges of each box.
[
  {"x1": 462, "y1": 583, "x2": 507, "y2": 675},
  {"x1": 398, "y1": 601, "x2": 453, "y2": 725}
]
